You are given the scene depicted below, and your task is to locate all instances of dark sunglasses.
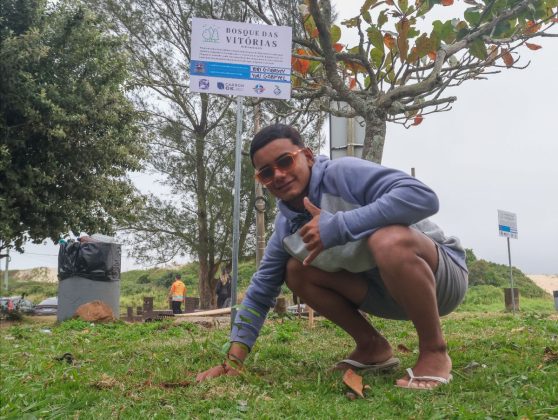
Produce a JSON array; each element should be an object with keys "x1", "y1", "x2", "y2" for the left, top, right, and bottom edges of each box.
[{"x1": 255, "y1": 148, "x2": 306, "y2": 185}]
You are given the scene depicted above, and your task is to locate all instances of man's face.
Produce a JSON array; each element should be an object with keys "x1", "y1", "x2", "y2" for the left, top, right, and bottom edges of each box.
[{"x1": 252, "y1": 138, "x2": 313, "y2": 207}]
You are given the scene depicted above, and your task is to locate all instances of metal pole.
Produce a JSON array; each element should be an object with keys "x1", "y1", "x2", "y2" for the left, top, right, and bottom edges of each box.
[
  {"x1": 254, "y1": 104, "x2": 266, "y2": 269},
  {"x1": 347, "y1": 117, "x2": 355, "y2": 157},
  {"x1": 255, "y1": 182, "x2": 265, "y2": 268},
  {"x1": 507, "y1": 237, "x2": 516, "y2": 314},
  {"x1": 3, "y1": 249, "x2": 9, "y2": 292},
  {"x1": 230, "y1": 96, "x2": 244, "y2": 326}
]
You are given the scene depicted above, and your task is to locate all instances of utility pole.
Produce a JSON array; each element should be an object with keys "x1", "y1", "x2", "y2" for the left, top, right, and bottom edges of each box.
[
  {"x1": 346, "y1": 116, "x2": 355, "y2": 157},
  {"x1": 254, "y1": 104, "x2": 266, "y2": 268},
  {"x1": 2, "y1": 249, "x2": 10, "y2": 292}
]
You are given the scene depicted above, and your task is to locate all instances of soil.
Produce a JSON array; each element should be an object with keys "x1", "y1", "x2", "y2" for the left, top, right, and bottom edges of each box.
[{"x1": 527, "y1": 274, "x2": 558, "y2": 295}]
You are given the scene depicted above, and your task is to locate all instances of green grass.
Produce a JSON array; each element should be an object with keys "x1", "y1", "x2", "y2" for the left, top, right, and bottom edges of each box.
[{"x1": 1, "y1": 302, "x2": 557, "y2": 419}]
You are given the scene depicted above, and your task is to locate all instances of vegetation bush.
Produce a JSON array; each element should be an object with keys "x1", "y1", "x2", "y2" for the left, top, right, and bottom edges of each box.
[
  {"x1": 4, "y1": 250, "x2": 548, "y2": 313},
  {"x1": 465, "y1": 249, "x2": 545, "y2": 298},
  {"x1": 136, "y1": 274, "x2": 150, "y2": 284},
  {"x1": 2, "y1": 281, "x2": 57, "y2": 304},
  {"x1": 460, "y1": 285, "x2": 503, "y2": 306}
]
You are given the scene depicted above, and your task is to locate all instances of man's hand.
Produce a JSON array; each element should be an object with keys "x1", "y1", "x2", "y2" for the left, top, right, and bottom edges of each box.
[
  {"x1": 195, "y1": 363, "x2": 240, "y2": 383},
  {"x1": 299, "y1": 197, "x2": 324, "y2": 266},
  {"x1": 196, "y1": 342, "x2": 248, "y2": 383}
]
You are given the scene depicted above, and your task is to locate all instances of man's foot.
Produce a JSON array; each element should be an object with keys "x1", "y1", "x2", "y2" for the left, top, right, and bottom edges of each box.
[
  {"x1": 395, "y1": 350, "x2": 452, "y2": 389},
  {"x1": 333, "y1": 337, "x2": 394, "y2": 372}
]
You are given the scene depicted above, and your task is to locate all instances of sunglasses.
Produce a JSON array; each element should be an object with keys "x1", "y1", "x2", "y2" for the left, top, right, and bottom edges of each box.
[{"x1": 255, "y1": 148, "x2": 306, "y2": 185}]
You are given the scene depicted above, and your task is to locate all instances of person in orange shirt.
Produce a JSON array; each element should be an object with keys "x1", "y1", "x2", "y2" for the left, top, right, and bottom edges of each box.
[{"x1": 168, "y1": 274, "x2": 186, "y2": 314}]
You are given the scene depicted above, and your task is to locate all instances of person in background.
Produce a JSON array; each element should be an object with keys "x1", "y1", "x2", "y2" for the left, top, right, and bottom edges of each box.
[
  {"x1": 196, "y1": 123, "x2": 468, "y2": 390},
  {"x1": 215, "y1": 269, "x2": 232, "y2": 309},
  {"x1": 168, "y1": 274, "x2": 186, "y2": 314}
]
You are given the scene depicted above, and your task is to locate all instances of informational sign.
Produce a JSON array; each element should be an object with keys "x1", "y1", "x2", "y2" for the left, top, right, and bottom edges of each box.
[
  {"x1": 498, "y1": 209, "x2": 518, "y2": 239},
  {"x1": 190, "y1": 17, "x2": 292, "y2": 99},
  {"x1": 329, "y1": 102, "x2": 365, "y2": 159}
]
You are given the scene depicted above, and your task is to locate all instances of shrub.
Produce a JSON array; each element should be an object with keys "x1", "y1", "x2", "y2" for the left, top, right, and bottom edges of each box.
[
  {"x1": 461, "y1": 285, "x2": 503, "y2": 306},
  {"x1": 467, "y1": 259, "x2": 545, "y2": 298},
  {"x1": 136, "y1": 274, "x2": 150, "y2": 284}
]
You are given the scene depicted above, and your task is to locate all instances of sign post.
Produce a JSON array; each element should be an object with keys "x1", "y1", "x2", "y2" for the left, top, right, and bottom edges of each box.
[
  {"x1": 329, "y1": 102, "x2": 365, "y2": 159},
  {"x1": 498, "y1": 209, "x2": 518, "y2": 313},
  {"x1": 190, "y1": 17, "x2": 291, "y2": 325}
]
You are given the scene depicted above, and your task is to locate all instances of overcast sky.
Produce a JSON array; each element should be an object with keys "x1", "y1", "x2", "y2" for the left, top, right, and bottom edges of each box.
[{"x1": 6, "y1": 1, "x2": 557, "y2": 274}]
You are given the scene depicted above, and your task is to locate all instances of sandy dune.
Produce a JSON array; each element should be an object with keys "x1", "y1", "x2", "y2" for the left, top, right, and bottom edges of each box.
[{"x1": 527, "y1": 275, "x2": 558, "y2": 295}]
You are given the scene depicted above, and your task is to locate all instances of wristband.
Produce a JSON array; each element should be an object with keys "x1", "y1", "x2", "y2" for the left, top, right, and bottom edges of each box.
[
  {"x1": 231, "y1": 341, "x2": 250, "y2": 353},
  {"x1": 222, "y1": 358, "x2": 243, "y2": 372}
]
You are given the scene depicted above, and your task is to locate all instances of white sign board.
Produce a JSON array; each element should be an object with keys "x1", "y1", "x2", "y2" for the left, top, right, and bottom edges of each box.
[
  {"x1": 190, "y1": 17, "x2": 292, "y2": 99},
  {"x1": 498, "y1": 209, "x2": 518, "y2": 239},
  {"x1": 329, "y1": 102, "x2": 366, "y2": 159}
]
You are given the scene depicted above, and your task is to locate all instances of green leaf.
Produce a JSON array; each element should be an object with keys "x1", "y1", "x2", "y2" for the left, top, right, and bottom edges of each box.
[
  {"x1": 491, "y1": 0, "x2": 509, "y2": 17},
  {"x1": 308, "y1": 60, "x2": 322, "y2": 73},
  {"x1": 456, "y1": 27, "x2": 469, "y2": 41},
  {"x1": 370, "y1": 47, "x2": 384, "y2": 68},
  {"x1": 367, "y1": 26, "x2": 384, "y2": 50},
  {"x1": 341, "y1": 17, "x2": 360, "y2": 28},
  {"x1": 398, "y1": 0, "x2": 409, "y2": 13},
  {"x1": 361, "y1": 0, "x2": 379, "y2": 13},
  {"x1": 408, "y1": 28, "x2": 421, "y2": 38},
  {"x1": 492, "y1": 19, "x2": 513, "y2": 38},
  {"x1": 432, "y1": 20, "x2": 456, "y2": 43},
  {"x1": 469, "y1": 38, "x2": 487, "y2": 59},
  {"x1": 362, "y1": 10, "x2": 372, "y2": 24},
  {"x1": 330, "y1": 24, "x2": 341, "y2": 44},
  {"x1": 377, "y1": 10, "x2": 388, "y2": 28},
  {"x1": 464, "y1": 7, "x2": 482, "y2": 26},
  {"x1": 304, "y1": 15, "x2": 317, "y2": 34},
  {"x1": 417, "y1": 0, "x2": 434, "y2": 17},
  {"x1": 348, "y1": 46, "x2": 360, "y2": 54}
]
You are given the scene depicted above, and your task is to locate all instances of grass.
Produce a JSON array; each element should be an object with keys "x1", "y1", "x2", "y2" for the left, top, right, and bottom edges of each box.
[{"x1": 1, "y1": 296, "x2": 557, "y2": 419}]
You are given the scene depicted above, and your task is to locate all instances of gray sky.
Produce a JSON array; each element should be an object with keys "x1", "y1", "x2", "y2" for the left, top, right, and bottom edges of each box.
[{"x1": 7, "y1": 1, "x2": 558, "y2": 274}]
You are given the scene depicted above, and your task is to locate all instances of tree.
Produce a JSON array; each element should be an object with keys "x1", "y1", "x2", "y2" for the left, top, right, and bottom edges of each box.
[
  {"x1": 245, "y1": 0, "x2": 557, "y2": 163},
  {"x1": 92, "y1": 0, "x2": 325, "y2": 308},
  {"x1": 0, "y1": 0, "x2": 147, "y2": 253}
]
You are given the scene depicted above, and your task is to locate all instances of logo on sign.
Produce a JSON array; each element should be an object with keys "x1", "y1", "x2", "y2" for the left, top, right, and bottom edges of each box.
[
  {"x1": 253, "y1": 84, "x2": 265, "y2": 94},
  {"x1": 199, "y1": 79, "x2": 210, "y2": 90},
  {"x1": 201, "y1": 25, "x2": 219, "y2": 43},
  {"x1": 217, "y1": 82, "x2": 225, "y2": 90},
  {"x1": 273, "y1": 85, "x2": 282, "y2": 95},
  {"x1": 193, "y1": 62, "x2": 205, "y2": 74}
]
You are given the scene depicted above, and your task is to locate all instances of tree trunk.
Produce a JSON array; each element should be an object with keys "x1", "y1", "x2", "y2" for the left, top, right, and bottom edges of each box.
[{"x1": 361, "y1": 110, "x2": 387, "y2": 164}]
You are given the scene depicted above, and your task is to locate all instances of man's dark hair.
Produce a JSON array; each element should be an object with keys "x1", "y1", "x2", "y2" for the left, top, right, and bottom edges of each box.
[{"x1": 250, "y1": 124, "x2": 304, "y2": 164}]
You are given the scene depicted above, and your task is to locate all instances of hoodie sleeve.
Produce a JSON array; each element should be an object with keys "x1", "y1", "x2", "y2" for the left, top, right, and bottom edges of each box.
[
  {"x1": 318, "y1": 158, "x2": 439, "y2": 249},
  {"x1": 229, "y1": 217, "x2": 290, "y2": 349}
]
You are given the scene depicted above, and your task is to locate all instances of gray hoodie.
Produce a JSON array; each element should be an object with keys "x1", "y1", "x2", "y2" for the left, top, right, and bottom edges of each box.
[{"x1": 230, "y1": 155, "x2": 466, "y2": 348}]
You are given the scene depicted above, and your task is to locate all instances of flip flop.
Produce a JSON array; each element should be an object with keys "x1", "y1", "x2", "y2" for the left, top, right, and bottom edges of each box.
[
  {"x1": 334, "y1": 357, "x2": 400, "y2": 373},
  {"x1": 395, "y1": 367, "x2": 453, "y2": 390}
]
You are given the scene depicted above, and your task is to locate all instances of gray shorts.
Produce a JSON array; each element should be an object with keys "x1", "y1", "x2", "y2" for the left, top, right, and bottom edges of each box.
[{"x1": 358, "y1": 245, "x2": 468, "y2": 320}]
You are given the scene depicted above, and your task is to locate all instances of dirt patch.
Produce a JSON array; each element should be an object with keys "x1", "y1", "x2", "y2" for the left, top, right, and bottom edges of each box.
[
  {"x1": 527, "y1": 274, "x2": 558, "y2": 295},
  {"x1": 12, "y1": 267, "x2": 57, "y2": 283},
  {"x1": 173, "y1": 315, "x2": 230, "y2": 329},
  {"x1": 0, "y1": 315, "x2": 57, "y2": 329}
]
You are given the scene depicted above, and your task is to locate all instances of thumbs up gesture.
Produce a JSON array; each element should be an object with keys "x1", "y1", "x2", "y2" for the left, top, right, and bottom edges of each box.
[{"x1": 299, "y1": 197, "x2": 324, "y2": 266}]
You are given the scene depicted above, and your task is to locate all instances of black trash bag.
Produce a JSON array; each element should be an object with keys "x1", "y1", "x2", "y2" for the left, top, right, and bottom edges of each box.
[{"x1": 58, "y1": 240, "x2": 121, "y2": 282}]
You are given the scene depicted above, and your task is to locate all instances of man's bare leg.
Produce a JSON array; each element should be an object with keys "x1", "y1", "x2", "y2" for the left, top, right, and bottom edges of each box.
[
  {"x1": 368, "y1": 226, "x2": 452, "y2": 389},
  {"x1": 285, "y1": 258, "x2": 393, "y2": 367}
]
